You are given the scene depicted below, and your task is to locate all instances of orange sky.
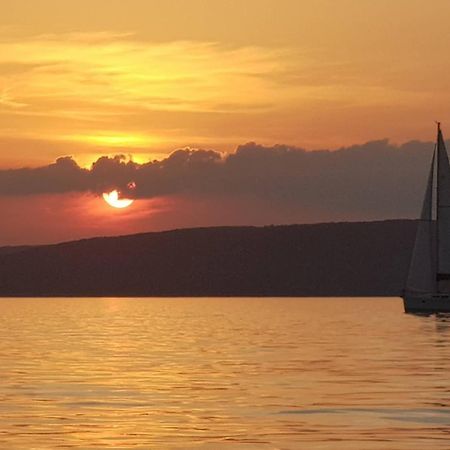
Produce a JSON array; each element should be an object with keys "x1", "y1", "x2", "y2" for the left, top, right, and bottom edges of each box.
[
  {"x1": 1, "y1": 0, "x2": 450, "y2": 168},
  {"x1": 0, "y1": 0, "x2": 448, "y2": 244}
]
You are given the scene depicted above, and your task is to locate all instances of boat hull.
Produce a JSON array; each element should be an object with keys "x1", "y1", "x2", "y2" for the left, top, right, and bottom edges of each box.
[{"x1": 403, "y1": 293, "x2": 450, "y2": 313}]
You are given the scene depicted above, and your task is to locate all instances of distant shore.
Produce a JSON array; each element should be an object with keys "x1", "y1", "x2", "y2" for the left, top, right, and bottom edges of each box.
[{"x1": 0, "y1": 220, "x2": 416, "y2": 297}]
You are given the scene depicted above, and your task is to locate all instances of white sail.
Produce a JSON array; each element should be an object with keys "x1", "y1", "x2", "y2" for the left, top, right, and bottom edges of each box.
[
  {"x1": 403, "y1": 124, "x2": 450, "y2": 312},
  {"x1": 437, "y1": 126, "x2": 450, "y2": 278},
  {"x1": 406, "y1": 149, "x2": 436, "y2": 292}
]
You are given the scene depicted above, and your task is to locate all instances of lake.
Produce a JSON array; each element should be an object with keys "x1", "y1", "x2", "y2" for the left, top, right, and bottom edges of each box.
[{"x1": 0, "y1": 297, "x2": 449, "y2": 449}]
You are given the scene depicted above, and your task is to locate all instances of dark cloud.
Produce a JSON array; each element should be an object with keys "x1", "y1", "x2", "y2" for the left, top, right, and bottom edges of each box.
[
  {"x1": 0, "y1": 140, "x2": 435, "y2": 219},
  {"x1": 0, "y1": 156, "x2": 89, "y2": 195}
]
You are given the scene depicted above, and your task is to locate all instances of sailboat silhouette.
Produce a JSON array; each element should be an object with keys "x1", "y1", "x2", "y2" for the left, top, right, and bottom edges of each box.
[{"x1": 403, "y1": 123, "x2": 450, "y2": 312}]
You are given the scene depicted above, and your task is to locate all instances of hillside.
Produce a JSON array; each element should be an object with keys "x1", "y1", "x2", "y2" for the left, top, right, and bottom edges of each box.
[{"x1": 0, "y1": 220, "x2": 417, "y2": 297}]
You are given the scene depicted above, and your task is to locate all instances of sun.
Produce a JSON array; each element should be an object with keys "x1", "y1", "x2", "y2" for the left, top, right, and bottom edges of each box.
[{"x1": 102, "y1": 190, "x2": 134, "y2": 209}]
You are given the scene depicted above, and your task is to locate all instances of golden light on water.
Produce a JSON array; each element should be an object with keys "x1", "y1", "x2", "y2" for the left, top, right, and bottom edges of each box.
[{"x1": 0, "y1": 298, "x2": 449, "y2": 448}]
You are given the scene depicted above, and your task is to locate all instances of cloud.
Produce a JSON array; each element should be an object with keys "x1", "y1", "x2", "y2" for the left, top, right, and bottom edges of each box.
[
  {"x1": 0, "y1": 140, "x2": 434, "y2": 220},
  {"x1": 0, "y1": 157, "x2": 89, "y2": 195},
  {"x1": 0, "y1": 33, "x2": 285, "y2": 118},
  {"x1": 2, "y1": 30, "x2": 441, "y2": 156}
]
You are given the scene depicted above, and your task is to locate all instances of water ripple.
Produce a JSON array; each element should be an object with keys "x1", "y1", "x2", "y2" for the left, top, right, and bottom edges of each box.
[{"x1": 0, "y1": 297, "x2": 449, "y2": 449}]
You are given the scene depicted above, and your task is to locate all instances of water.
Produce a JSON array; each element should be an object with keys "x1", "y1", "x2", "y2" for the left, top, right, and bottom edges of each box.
[{"x1": 0, "y1": 297, "x2": 449, "y2": 449}]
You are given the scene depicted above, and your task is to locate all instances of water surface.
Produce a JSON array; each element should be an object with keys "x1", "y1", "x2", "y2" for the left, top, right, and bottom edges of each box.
[{"x1": 0, "y1": 297, "x2": 449, "y2": 449}]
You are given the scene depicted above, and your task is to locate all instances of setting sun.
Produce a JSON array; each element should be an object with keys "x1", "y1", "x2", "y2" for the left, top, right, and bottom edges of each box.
[{"x1": 102, "y1": 190, "x2": 134, "y2": 209}]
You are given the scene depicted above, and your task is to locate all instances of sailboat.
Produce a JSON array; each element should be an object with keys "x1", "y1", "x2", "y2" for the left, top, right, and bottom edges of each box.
[{"x1": 403, "y1": 123, "x2": 450, "y2": 313}]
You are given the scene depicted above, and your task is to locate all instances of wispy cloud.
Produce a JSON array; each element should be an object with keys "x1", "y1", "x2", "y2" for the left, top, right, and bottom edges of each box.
[
  {"x1": 0, "y1": 32, "x2": 298, "y2": 156},
  {"x1": 0, "y1": 32, "x2": 283, "y2": 115},
  {"x1": 1, "y1": 30, "x2": 435, "y2": 156}
]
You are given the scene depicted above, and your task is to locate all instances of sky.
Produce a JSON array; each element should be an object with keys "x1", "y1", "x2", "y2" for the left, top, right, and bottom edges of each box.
[{"x1": 0, "y1": 0, "x2": 448, "y2": 244}]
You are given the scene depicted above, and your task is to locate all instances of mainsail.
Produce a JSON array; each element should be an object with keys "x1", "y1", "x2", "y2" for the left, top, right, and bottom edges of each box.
[
  {"x1": 403, "y1": 124, "x2": 450, "y2": 311},
  {"x1": 406, "y1": 149, "x2": 436, "y2": 292},
  {"x1": 407, "y1": 124, "x2": 450, "y2": 293},
  {"x1": 437, "y1": 125, "x2": 450, "y2": 281}
]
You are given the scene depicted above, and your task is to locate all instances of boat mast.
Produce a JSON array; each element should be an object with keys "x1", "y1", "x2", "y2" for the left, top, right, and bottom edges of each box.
[{"x1": 436, "y1": 121, "x2": 441, "y2": 292}]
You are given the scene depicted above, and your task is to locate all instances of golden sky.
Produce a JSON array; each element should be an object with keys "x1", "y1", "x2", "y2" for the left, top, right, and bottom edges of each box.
[
  {"x1": 1, "y1": 0, "x2": 450, "y2": 168},
  {"x1": 0, "y1": 0, "x2": 448, "y2": 244}
]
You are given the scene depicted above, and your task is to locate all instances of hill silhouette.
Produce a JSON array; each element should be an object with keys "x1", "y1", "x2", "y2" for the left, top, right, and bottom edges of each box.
[{"x1": 0, "y1": 220, "x2": 417, "y2": 297}]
